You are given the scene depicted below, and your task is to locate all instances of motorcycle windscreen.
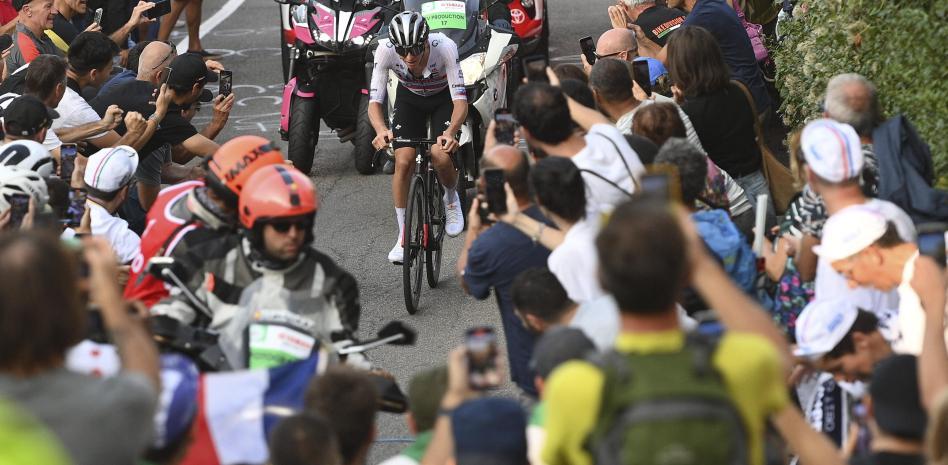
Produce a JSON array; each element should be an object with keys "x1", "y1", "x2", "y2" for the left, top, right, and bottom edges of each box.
[{"x1": 404, "y1": 0, "x2": 480, "y2": 54}]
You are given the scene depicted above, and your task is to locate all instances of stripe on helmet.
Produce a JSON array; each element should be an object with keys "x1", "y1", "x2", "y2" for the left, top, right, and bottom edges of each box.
[{"x1": 275, "y1": 165, "x2": 301, "y2": 207}]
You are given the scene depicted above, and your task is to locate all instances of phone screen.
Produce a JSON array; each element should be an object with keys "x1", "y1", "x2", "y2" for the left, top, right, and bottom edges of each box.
[
  {"x1": 522, "y1": 55, "x2": 548, "y2": 83},
  {"x1": 465, "y1": 326, "x2": 500, "y2": 390},
  {"x1": 579, "y1": 36, "x2": 596, "y2": 65},
  {"x1": 60, "y1": 143, "x2": 77, "y2": 181},
  {"x1": 483, "y1": 168, "x2": 507, "y2": 216},
  {"x1": 7, "y1": 193, "x2": 30, "y2": 229},
  {"x1": 632, "y1": 60, "x2": 652, "y2": 97},
  {"x1": 145, "y1": 0, "x2": 172, "y2": 19},
  {"x1": 66, "y1": 189, "x2": 86, "y2": 227},
  {"x1": 917, "y1": 224, "x2": 947, "y2": 268},
  {"x1": 94, "y1": 8, "x2": 103, "y2": 24},
  {"x1": 219, "y1": 70, "x2": 233, "y2": 97},
  {"x1": 493, "y1": 110, "x2": 516, "y2": 145}
]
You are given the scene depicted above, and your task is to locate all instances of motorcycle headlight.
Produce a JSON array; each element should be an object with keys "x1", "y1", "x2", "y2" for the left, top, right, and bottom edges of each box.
[
  {"x1": 459, "y1": 52, "x2": 487, "y2": 86},
  {"x1": 351, "y1": 35, "x2": 369, "y2": 46}
]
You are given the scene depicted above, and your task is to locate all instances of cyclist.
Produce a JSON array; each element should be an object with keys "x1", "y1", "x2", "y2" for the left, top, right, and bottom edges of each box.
[
  {"x1": 124, "y1": 135, "x2": 284, "y2": 307},
  {"x1": 368, "y1": 11, "x2": 467, "y2": 264},
  {"x1": 150, "y1": 165, "x2": 361, "y2": 364}
]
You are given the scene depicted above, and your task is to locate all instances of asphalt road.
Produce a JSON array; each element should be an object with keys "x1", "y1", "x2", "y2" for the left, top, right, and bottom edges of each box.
[{"x1": 168, "y1": 0, "x2": 616, "y2": 461}]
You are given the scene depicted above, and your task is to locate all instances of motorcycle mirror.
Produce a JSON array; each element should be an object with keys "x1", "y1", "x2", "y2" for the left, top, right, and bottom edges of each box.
[
  {"x1": 377, "y1": 321, "x2": 416, "y2": 346},
  {"x1": 147, "y1": 256, "x2": 180, "y2": 283}
]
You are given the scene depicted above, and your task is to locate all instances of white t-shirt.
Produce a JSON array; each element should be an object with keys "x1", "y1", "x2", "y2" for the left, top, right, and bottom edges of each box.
[
  {"x1": 570, "y1": 295, "x2": 621, "y2": 351},
  {"x1": 895, "y1": 252, "x2": 948, "y2": 355},
  {"x1": 0, "y1": 92, "x2": 63, "y2": 152},
  {"x1": 814, "y1": 199, "x2": 916, "y2": 342},
  {"x1": 88, "y1": 201, "x2": 140, "y2": 264},
  {"x1": 548, "y1": 218, "x2": 604, "y2": 303},
  {"x1": 572, "y1": 124, "x2": 645, "y2": 217},
  {"x1": 53, "y1": 87, "x2": 107, "y2": 140}
]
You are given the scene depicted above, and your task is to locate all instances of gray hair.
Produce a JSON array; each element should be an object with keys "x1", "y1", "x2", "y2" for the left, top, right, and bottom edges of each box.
[
  {"x1": 824, "y1": 73, "x2": 882, "y2": 137},
  {"x1": 654, "y1": 137, "x2": 708, "y2": 206},
  {"x1": 619, "y1": 0, "x2": 655, "y2": 6}
]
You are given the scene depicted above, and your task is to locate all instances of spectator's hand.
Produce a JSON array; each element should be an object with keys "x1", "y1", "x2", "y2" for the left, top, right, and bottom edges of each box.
[
  {"x1": 76, "y1": 206, "x2": 92, "y2": 235},
  {"x1": 124, "y1": 111, "x2": 147, "y2": 134},
  {"x1": 117, "y1": 265, "x2": 131, "y2": 287},
  {"x1": 204, "y1": 60, "x2": 225, "y2": 73},
  {"x1": 440, "y1": 346, "x2": 476, "y2": 409},
  {"x1": 608, "y1": 4, "x2": 630, "y2": 29},
  {"x1": 128, "y1": 1, "x2": 157, "y2": 26},
  {"x1": 467, "y1": 196, "x2": 485, "y2": 232},
  {"x1": 19, "y1": 197, "x2": 35, "y2": 230},
  {"x1": 82, "y1": 237, "x2": 124, "y2": 310},
  {"x1": 211, "y1": 94, "x2": 235, "y2": 124},
  {"x1": 631, "y1": 79, "x2": 649, "y2": 102},
  {"x1": 545, "y1": 66, "x2": 560, "y2": 87},
  {"x1": 187, "y1": 165, "x2": 205, "y2": 180},
  {"x1": 0, "y1": 208, "x2": 9, "y2": 231},
  {"x1": 119, "y1": 49, "x2": 129, "y2": 68},
  {"x1": 580, "y1": 53, "x2": 592, "y2": 76},
  {"x1": 762, "y1": 235, "x2": 790, "y2": 281},
  {"x1": 152, "y1": 83, "x2": 173, "y2": 120},
  {"x1": 437, "y1": 132, "x2": 458, "y2": 153},
  {"x1": 101, "y1": 105, "x2": 124, "y2": 130},
  {"x1": 671, "y1": 85, "x2": 684, "y2": 104},
  {"x1": 910, "y1": 255, "x2": 947, "y2": 314},
  {"x1": 83, "y1": 22, "x2": 102, "y2": 33},
  {"x1": 372, "y1": 129, "x2": 393, "y2": 150}
]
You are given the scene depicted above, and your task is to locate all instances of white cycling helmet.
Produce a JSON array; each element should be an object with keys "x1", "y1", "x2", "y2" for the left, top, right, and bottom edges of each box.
[
  {"x1": 388, "y1": 11, "x2": 429, "y2": 53},
  {"x1": 0, "y1": 140, "x2": 54, "y2": 178},
  {"x1": 0, "y1": 165, "x2": 49, "y2": 214}
]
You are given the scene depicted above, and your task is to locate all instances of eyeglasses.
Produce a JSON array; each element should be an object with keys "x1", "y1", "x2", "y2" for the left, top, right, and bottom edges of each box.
[
  {"x1": 594, "y1": 49, "x2": 633, "y2": 60},
  {"x1": 269, "y1": 221, "x2": 313, "y2": 233},
  {"x1": 395, "y1": 43, "x2": 426, "y2": 57},
  {"x1": 150, "y1": 45, "x2": 177, "y2": 71}
]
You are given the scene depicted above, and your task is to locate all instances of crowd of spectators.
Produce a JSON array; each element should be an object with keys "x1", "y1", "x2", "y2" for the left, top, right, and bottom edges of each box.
[{"x1": 0, "y1": 1, "x2": 946, "y2": 465}]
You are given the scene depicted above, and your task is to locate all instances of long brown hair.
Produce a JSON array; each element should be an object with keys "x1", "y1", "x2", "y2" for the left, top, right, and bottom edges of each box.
[
  {"x1": 666, "y1": 26, "x2": 731, "y2": 98},
  {"x1": 0, "y1": 232, "x2": 85, "y2": 374}
]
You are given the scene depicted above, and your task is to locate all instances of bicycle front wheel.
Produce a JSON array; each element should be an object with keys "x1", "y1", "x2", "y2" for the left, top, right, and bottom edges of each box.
[
  {"x1": 426, "y1": 176, "x2": 444, "y2": 288},
  {"x1": 402, "y1": 176, "x2": 426, "y2": 314}
]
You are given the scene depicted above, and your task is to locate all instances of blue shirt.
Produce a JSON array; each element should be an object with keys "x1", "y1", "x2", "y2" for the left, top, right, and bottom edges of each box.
[
  {"x1": 97, "y1": 69, "x2": 137, "y2": 97},
  {"x1": 464, "y1": 206, "x2": 552, "y2": 397},
  {"x1": 684, "y1": 0, "x2": 771, "y2": 113}
]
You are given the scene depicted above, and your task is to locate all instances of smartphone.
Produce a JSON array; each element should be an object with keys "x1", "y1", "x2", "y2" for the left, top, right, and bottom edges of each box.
[
  {"x1": 7, "y1": 193, "x2": 30, "y2": 229},
  {"x1": 218, "y1": 70, "x2": 233, "y2": 97},
  {"x1": 160, "y1": 66, "x2": 173, "y2": 87},
  {"x1": 493, "y1": 109, "x2": 516, "y2": 146},
  {"x1": 60, "y1": 143, "x2": 77, "y2": 182},
  {"x1": 0, "y1": 34, "x2": 13, "y2": 52},
  {"x1": 579, "y1": 36, "x2": 596, "y2": 66},
  {"x1": 632, "y1": 59, "x2": 653, "y2": 97},
  {"x1": 66, "y1": 189, "x2": 86, "y2": 228},
  {"x1": 465, "y1": 326, "x2": 500, "y2": 390},
  {"x1": 483, "y1": 168, "x2": 507, "y2": 216},
  {"x1": 917, "y1": 223, "x2": 947, "y2": 268},
  {"x1": 145, "y1": 0, "x2": 172, "y2": 19},
  {"x1": 94, "y1": 7, "x2": 103, "y2": 25},
  {"x1": 521, "y1": 55, "x2": 548, "y2": 83}
]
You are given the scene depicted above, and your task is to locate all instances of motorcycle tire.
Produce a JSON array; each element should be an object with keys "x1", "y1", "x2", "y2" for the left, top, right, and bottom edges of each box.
[
  {"x1": 353, "y1": 95, "x2": 378, "y2": 175},
  {"x1": 287, "y1": 96, "x2": 320, "y2": 176}
]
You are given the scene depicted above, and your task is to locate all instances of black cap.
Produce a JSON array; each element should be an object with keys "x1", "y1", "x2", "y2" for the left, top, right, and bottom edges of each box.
[
  {"x1": 869, "y1": 354, "x2": 928, "y2": 440},
  {"x1": 529, "y1": 326, "x2": 596, "y2": 379},
  {"x1": 2, "y1": 95, "x2": 59, "y2": 137},
  {"x1": 166, "y1": 53, "x2": 218, "y2": 91},
  {"x1": 12, "y1": 0, "x2": 29, "y2": 11}
]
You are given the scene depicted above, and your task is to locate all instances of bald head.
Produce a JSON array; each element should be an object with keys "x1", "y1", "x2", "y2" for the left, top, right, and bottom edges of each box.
[
  {"x1": 596, "y1": 28, "x2": 637, "y2": 57},
  {"x1": 137, "y1": 42, "x2": 174, "y2": 82},
  {"x1": 483, "y1": 145, "x2": 530, "y2": 201}
]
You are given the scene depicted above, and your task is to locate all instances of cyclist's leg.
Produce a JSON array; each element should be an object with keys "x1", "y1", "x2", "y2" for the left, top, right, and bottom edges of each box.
[
  {"x1": 427, "y1": 91, "x2": 463, "y2": 236},
  {"x1": 388, "y1": 85, "x2": 423, "y2": 262}
]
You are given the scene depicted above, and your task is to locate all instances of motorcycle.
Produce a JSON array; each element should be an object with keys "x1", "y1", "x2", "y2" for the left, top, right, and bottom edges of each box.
[
  {"x1": 388, "y1": 0, "x2": 519, "y2": 208},
  {"x1": 276, "y1": 0, "x2": 399, "y2": 175}
]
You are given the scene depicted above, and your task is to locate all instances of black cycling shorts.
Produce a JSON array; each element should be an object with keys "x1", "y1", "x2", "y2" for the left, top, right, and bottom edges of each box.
[{"x1": 391, "y1": 84, "x2": 454, "y2": 150}]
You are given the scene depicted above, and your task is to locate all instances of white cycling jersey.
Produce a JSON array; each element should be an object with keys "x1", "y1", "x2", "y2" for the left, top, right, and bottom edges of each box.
[{"x1": 369, "y1": 32, "x2": 467, "y2": 104}]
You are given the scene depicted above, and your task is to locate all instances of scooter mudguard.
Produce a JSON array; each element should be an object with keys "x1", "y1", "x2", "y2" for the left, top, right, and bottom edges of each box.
[{"x1": 280, "y1": 77, "x2": 317, "y2": 133}]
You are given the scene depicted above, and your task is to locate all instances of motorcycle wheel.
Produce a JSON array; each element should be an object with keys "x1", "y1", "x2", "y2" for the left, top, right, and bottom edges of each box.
[
  {"x1": 353, "y1": 95, "x2": 378, "y2": 175},
  {"x1": 287, "y1": 96, "x2": 320, "y2": 176}
]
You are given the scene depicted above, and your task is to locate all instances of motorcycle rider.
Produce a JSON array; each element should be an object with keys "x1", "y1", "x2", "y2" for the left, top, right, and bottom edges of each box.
[
  {"x1": 124, "y1": 135, "x2": 285, "y2": 307},
  {"x1": 368, "y1": 11, "x2": 468, "y2": 264},
  {"x1": 150, "y1": 164, "x2": 361, "y2": 367}
]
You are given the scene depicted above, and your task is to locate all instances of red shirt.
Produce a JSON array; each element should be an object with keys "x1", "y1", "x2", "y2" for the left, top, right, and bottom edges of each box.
[{"x1": 124, "y1": 180, "x2": 205, "y2": 307}]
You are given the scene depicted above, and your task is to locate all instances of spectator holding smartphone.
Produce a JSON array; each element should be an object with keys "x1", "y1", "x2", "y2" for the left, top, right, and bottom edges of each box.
[{"x1": 49, "y1": 0, "x2": 154, "y2": 51}]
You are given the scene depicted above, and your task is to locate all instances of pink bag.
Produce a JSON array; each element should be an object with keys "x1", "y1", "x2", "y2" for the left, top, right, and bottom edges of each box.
[{"x1": 731, "y1": 0, "x2": 769, "y2": 62}]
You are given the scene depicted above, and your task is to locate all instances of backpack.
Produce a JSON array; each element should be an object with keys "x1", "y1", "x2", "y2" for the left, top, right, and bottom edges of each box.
[
  {"x1": 588, "y1": 333, "x2": 749, "y2": 465},
  {"x1": 872, "y1": 115, "x2": 948, "y2": 223}
]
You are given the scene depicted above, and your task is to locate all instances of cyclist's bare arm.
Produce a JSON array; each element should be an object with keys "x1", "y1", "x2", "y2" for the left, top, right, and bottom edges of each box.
[{"x1": 368, "y1": 101, "x2": 388, "y2": 135}]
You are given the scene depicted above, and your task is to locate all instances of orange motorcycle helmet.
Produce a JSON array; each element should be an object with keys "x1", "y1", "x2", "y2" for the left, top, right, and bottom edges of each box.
[
  {"x1": 239, "y1": 164, "x2": 319, "y2": 247},
  {"x1": 204, "y1": 136, "x2": 284, "y2": 208}
]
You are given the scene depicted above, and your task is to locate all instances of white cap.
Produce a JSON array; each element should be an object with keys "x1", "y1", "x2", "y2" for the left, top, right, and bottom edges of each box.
[
  {"x1": 794, "y1": 298, "x2": 860, "y2": 360},
  {"x1": 83, "y1": 146, "x2": 138, "y2": 193},
  {"x1": 812, "y1": 205, "x2": 888, "y2": 261},
  {"x1": 801, "y1": 119, "x2": 863, "y2": 182}
]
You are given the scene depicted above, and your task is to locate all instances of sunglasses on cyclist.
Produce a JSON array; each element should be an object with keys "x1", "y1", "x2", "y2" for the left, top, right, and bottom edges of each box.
[
  {"x1": 268, "y1": 220, "x2": 313, "y2": 233},
  {"x1": 395, "y1": 43, "x2": 426, "y2": 57}
]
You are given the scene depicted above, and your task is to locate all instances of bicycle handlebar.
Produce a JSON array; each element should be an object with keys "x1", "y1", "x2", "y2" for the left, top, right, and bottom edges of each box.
[{"x1": 392, "y1": 137, "x2": 440, "y2": 146}]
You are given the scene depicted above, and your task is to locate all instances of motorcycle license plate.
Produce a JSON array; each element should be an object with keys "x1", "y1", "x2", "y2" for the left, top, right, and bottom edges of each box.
[
  {"x1": 248, "y1": 323, "x2": 316, "y2": 369},
  {"x1": 421, "y1": 1, "x2": 466, "y2": 30}
]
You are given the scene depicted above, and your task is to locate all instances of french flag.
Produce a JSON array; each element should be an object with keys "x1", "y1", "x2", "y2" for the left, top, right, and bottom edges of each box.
[{"x1": 180, "y1": 351, "x2": 331, "y2": 465}]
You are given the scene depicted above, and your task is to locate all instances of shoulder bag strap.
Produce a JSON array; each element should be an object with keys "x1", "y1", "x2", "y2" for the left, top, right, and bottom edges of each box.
[
  {"x1": 590, "y1": 131, "x2": 642, "y2": 192},
  {"x1": 579, "y1": 168, "x2": 634, "y2": 198}
]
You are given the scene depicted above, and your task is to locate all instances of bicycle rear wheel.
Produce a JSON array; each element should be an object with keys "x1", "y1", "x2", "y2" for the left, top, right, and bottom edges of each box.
[
  {"x1": 402, "y1": 176, "x2": 426, "y2": 314},
  {"x1": 426, "y1": 176, "x2": 444, "y2": 288}
]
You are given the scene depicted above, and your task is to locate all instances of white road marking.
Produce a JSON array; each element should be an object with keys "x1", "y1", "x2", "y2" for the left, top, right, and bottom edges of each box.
[{"x1": 175, "y1": 0, "x2": 248, "y2": 54}]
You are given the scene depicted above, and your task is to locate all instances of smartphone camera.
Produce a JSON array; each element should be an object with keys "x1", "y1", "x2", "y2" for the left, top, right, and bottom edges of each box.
[
  {"x1": 493, "y1": 109, "x2": 517, "y2": 146},
  {"x1": 632, "y1": 59, "x2": 653, "y2": 97},
  {"x1": 466, "y1": 326, "x2": 500, "y2": 390}
]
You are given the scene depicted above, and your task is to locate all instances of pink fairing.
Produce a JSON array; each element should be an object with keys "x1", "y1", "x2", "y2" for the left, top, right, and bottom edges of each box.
[
  {"x1": 349, "y1": 8, "x2": 381, "y2": 39},
  {"x1": 313, "y1": 3, "x2": 335, "y2": 37},
  {"x1": 294, "y1": 23, "x2": 315, "y2": 45},
  {"x1": 281, "y1": 78, "x2": 317, "y2": 132}
]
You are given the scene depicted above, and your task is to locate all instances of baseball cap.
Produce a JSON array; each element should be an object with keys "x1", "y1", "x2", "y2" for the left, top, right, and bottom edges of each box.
[
  {"x1": 801, "y1": 119, "x2": 863, "y2": 183},
  {"x1": 793, "y1": 298, "x2": 859, "y2": 360},
  {"x1": 530, "y1": 326, "x2": 596, "y2": 379},
  {"x1": 2, "y1": 96, "x2": 59, "y2": 137},
  {"x1": 166, "y1": 53, "x2": 218, "y2": 91},
  {"x1": 83, "y1": 146, "x2": 139, "y2": 193},
  {"x1": 812, "y1": 205, "x2": 888, "y2": 261},
  {"x1": 869, "y1": 354, "x2": 928, "y2": 440},
  {"x1": 452, "y1": 398, "x2": 527, "y2": 465}
]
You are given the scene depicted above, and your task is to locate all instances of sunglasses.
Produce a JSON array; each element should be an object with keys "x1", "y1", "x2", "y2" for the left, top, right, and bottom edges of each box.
[
  {"x1": 395, "y1": 43, "x2": 426, "y2": 57},
  {"x1": 594, "y1": 49, "x2": 633, "y2": 60},
  {"x1": 269, "y1": 220, "x2": 313, "y2": 233}
]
